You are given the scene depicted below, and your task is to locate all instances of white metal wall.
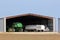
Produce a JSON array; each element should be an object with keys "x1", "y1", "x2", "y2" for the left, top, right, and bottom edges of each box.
[
  {"x1": 0, "y1": 18, "x2": 4, "y2": 32},
  {"x1": 58, "y1": 18, "x2": 60, "y2": 32},
  {"x1": 53, "y1": 18, "x2": 56, "y2": 32}
]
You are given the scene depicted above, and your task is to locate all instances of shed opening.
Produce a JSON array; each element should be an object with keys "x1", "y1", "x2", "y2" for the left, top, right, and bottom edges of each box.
[{"x1": 6, "y1": 15, "x2": 53, "y2": 32}]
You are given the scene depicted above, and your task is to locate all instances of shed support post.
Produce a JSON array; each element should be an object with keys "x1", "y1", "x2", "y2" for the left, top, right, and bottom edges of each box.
[
  {"x1": 4, "y1": 18, "x2": 6, "y2": 32},
  {"x1": 53, "y1": 18, "x2": 56, "y2": 32}
]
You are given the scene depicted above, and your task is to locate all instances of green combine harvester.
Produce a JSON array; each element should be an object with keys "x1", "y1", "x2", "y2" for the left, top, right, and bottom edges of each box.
[{"x1": 12, "y1": 22, "x2": 23, "y2": 32}]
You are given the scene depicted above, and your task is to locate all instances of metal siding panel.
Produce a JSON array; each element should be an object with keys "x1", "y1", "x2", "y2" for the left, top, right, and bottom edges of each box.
[
  {"x1": 0, "y1": 18, "x2": 4, "y2": 32},
  {"x1": 54, "y1": 18, "x2": 58, "y2": 32},
  {"x1": 53, "y1": 18, "x2": 56, "y2": 32},
  {"x1": 58, "y1": 18, "x2": 60, "y2": 32}
]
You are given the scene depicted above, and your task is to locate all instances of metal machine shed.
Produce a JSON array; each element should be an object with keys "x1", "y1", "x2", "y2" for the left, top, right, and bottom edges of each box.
[{"x1": 0, "y1": 13, "x2": 56, "y2": 32}]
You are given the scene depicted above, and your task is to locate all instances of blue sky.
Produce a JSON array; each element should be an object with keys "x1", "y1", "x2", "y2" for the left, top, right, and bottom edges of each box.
[
  {"x1": 0, "y1": 0, "x2": 60, "y2": 18},
  {"x1": 0, "y1": 0, "x2": 60, "y2": 31}
]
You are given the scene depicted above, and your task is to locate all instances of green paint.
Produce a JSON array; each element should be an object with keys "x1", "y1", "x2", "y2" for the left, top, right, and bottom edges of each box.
[{"x1": 12, "y1": 22, "x2": 23, "y2": 28}]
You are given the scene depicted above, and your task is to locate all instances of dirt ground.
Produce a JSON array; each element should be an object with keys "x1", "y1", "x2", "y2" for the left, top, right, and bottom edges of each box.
[{"x1": 0, "y1": 32, "x2": 60, "y2": 40}]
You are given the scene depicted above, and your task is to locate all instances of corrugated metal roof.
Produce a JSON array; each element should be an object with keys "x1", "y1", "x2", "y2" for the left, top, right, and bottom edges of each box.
[{"x1": 6, "y1": 13, "x2": 53, "y2": 19}]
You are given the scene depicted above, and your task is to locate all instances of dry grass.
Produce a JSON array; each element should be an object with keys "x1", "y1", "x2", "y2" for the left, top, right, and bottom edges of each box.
[{"x1": 0, "y1": 32, "x2": 60, "y2": 40}]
